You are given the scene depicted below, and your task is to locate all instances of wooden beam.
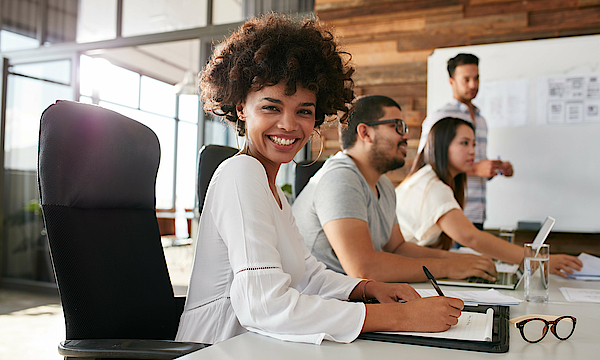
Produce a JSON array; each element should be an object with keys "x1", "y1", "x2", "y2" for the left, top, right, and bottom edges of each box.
[
  {"x1": 529, "y1": 7, "x2": 600, "y2": 29},
  {"x1": 397, "y1": 33, "x2": 469, "y2": 51},
  {"x1": 316, "y1": 0, "x2": 464, "y2": 21},
  {"x1": 357, "y1": 83, "x2": 427, "y2": 97},
  {"x1": 403, "y1": 110, "x2": 426, "y2": 127},
  {"x1": 324, "y1": 5, "x2": 463, "y2": 26},
  {"x1": 346, "y1": 45, "x2": 431, "y2": 67},
  {"x1": 425, "y1": 12, "x2": 528, "y2": 31},
  {"x1": 334, "y1": 17, "x2": 425, "y2": 38},
  {"x1": 469, "y1": 0, "x2": 526, "y2": 5},
  {"x1": 353, "y1": 62, "x2": 427, "y2": 87},
  {"x1": 579, "y1": 0, "x2": 600, "y2": 6},
  {"x1": 465, "y1": 0, "x2": 577, "y2": 18}
]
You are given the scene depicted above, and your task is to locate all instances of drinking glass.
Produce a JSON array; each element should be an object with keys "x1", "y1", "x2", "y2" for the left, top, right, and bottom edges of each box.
[{"x1": 524, "y1": 244, "x2": 550, "y2": 302}]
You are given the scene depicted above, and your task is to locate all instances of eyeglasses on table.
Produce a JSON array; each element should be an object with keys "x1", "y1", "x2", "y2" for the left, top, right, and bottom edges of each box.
[{"x1": 510, "y1": 314, "x2": 576, "y2": 343}]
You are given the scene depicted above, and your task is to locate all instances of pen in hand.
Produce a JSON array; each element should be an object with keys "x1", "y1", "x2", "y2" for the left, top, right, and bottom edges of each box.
[{"x1": 423, "y1": 266, "x2": 445, "y2": 297}]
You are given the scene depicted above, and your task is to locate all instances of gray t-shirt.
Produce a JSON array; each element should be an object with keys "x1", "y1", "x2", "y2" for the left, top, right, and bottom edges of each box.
[{"x1": 292, "y1": 152, "x2": 398, "y2": 274}]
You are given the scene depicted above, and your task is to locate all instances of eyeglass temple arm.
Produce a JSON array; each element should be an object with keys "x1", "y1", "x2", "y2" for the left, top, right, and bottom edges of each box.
[{"x1": 510, "y1": 314, "x2": 573, "y2": 325}]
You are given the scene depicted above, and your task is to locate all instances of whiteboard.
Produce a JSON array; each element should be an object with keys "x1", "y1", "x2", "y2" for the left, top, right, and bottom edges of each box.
[{"x1": 427, "y1": 35, "x2": 600, "y2": 232}]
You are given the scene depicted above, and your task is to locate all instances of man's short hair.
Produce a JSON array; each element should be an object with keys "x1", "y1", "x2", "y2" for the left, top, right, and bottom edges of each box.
[
  {"x1": 447, "y1": 53, "x2": 479, "y2": 78},
  {"x1": 340, "y1": 95, "x2": 401, "y2": 150}
]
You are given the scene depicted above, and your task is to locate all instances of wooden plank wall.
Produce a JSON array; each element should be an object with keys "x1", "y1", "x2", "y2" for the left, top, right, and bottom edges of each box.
[{"x1": 313, "y1": 0, "x2": 600, "y2": 186}]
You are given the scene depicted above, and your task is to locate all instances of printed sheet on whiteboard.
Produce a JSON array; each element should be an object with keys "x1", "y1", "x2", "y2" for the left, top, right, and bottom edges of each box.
[{"x1": 537, "y1": 74, "x2": 600, "y2": 125}]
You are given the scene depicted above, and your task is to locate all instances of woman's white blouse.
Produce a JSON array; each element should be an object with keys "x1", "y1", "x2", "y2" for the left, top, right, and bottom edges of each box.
[
  {"x1": 395, "y1": 164, "x2": 461, "y2": 247},
  {"x1": 176, "y1": 155, "x2": 365, "y2": 345}
]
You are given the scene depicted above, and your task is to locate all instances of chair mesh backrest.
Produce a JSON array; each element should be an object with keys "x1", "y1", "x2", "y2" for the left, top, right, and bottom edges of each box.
[
  {"x1": 38, "y1": 100, "x2": 180, "y2": 340},
  {"x1": 196, "y1": 145, "x2": 238, "y2": 214}
]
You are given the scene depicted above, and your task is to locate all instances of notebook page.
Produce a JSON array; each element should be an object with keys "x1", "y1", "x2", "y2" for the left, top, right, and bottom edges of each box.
[{"x1": 378, "y1": 308, "x2": 494, "y2": 342}]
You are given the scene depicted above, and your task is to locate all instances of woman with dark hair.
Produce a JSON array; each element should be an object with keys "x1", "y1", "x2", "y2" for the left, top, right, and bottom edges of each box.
[
  {"x1": 176, "y1": 14, "x2": 464, "y2": 346},
  {"x1": 396, "y1": 117, "x2": 581, "y2": 275}
]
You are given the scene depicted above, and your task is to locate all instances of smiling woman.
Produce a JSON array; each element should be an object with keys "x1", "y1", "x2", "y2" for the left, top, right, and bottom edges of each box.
[
  {"x1": 235, "y1": 83, "x2": 317, "y2": 204},
  {"x1": 176, "y1": 13, "x2": 459, "y2": 347}
]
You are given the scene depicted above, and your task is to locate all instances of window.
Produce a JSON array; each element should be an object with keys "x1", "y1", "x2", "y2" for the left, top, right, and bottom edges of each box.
[
  {"x1": 0, "y1": 30, "x2": 39, "y2": 52},
  {"x1": 3, "y1": 59, "x2": 72, "y2": 281},
  {"x1": 80, "y1": 55, "x2": 199, "y2": 210},
  {"x1": 213, "y1": 0, "x2": 244, "y2": 25},
  {"x1": 77, "y1": 0, "x2": 117, "y2": 43},
  {"x1": 122, "y1": 0, "x2": 208, "y2": 37}
]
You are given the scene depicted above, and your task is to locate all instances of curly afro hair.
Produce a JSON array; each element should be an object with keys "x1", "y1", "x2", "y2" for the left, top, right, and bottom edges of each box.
[{"x1": 200, "y1": 13, "x2": 355, "y2": 136}]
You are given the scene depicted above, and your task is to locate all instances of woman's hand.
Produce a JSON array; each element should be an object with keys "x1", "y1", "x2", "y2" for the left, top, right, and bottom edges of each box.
[
  {"x1": 365, "y1": 281, "x2": 421, "y2": 303},
  {"x1": 549, "y1": 254, "x2": 583, "y2": 277},
  {"x1": 395, "y1": 297, "x2": 464, "y2": 332},
  {"x1": 362, "y1": 296, "x2": 464, "y2": 333}
]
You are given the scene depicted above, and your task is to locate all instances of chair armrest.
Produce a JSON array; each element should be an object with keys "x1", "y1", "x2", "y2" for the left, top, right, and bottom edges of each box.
[{"x1": 59, "y1": 339, "x2": 208, "y2": 359}]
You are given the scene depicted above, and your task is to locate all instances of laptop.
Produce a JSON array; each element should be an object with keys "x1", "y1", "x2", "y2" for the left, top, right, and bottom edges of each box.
[{"x1": 436, "y1": 216, "x2": 556, "y2": 290}]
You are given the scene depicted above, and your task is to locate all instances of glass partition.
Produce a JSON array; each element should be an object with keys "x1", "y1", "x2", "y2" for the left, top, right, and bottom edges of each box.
[
  {"x1": 77, "y1": 0, "x2": 118, "y2": 43},
  {"x1": 122, "y1": 0, "x2": 208, "y2": 37},
  {"x1": 213, "y1": 0, "x2": 244, "y2": 25},
  {"x1": 0, "y1": 30, "x2": 39, "y2": 52},
  {"x1": 176, "y1": 94, "x2": 199, "y2": 211},
  {"x1": 80, "y1": 54, "x2": 199, "y2": 211},
  {"x1": 11, "y1": 60, "x2": 71, "y2": 85},
  {"x1": 2, "y1": 59, "x2": 73, "y2": 282}
]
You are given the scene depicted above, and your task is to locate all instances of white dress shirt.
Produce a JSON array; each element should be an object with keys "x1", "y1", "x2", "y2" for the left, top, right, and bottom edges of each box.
[{"x1": 176, "y1": 155, "x2": 365, "y2": 345}]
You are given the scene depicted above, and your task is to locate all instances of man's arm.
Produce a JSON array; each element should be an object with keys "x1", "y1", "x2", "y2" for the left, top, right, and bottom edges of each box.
[
  {"x1": 466, "y1": 159, "x2": 502, "y2": 177},
  {"x1": 323, "y1": 218, "x2": 497, "y2": 282}
]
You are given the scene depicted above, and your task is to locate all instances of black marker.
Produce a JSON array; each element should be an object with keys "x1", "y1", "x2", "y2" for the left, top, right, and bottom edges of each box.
[{"x1": 423, "y1": 266, "x2": 445, "y2": 297}]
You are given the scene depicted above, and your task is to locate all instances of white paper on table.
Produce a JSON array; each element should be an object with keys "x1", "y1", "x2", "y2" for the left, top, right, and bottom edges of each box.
[
  {"x1": 559, "y1": 287, "x2": 600, "y2": 303},
  {"x1": 417, "y1": 289, "x2": 521, "y2": 306},
  {"x1": 568, "y1": 253, "x2": 600, "y2": 278},
  {"x1": 379, "y1": 308, "x2": 494, "y2": 342}
]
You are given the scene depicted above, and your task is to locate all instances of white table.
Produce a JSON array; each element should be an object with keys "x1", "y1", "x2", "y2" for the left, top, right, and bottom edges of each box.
[{"x1": 177, "y1": 276, "x2": 600, "y2": 359}]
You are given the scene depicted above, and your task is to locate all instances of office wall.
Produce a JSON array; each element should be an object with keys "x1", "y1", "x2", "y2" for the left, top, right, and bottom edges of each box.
[
  {"x1": 315, "y1": 0, "x2": 600, "y2": 185},
  {"x1": 427, "y1": 35, "x2": 600, "y2": 233}
]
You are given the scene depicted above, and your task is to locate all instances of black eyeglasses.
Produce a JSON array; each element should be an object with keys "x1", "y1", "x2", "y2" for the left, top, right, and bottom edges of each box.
[
  {"x1": 362, "y1": 119, "x2": 408, "y2": 136},
  {"x1": 512, "y1": 315, "x2": 576, "y2": 343}
]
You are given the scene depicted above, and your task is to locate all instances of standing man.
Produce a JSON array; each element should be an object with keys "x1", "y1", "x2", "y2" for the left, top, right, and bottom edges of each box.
[
  {"x1": 292, "y1": 95, "x2": 497, "y2": 283},
  {"x1": 418, "y1": 53, "x2": 513, "y2": 230}
]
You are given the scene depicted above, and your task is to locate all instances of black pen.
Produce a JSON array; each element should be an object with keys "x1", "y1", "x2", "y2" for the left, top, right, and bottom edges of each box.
[{"x1": 423, "y1": 266, "x2": 445, "y2": 297}]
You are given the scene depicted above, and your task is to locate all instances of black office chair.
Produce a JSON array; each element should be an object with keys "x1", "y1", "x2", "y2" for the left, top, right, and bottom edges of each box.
[
  {"x1": 293, "y1": 159, "x2": 325, "y2": 199},
  {"x1": 196, "y1": 144, "x2": 238, "y2": 214},
  {"x1": 38, "y1": 100, "x2": 207, "y2": 359}
]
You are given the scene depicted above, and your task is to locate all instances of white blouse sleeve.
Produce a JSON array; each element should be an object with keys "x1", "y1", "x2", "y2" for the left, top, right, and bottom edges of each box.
[
  {"x1": 209, "y1": 157, "x2": 365, "y2": 344},
  {"x1": 414, "y1": 178, "x2": 461, "y2": 242}
]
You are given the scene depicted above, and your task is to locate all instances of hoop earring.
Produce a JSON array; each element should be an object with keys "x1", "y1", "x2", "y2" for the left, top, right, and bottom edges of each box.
[
  {"x1": 235, "y1": 117, "x2": 243, "y2": 151},
  {"x1": 235, "y1": 123, "x2": 240, "y2": 150},
  {"x1": 294, "y1": 130, "x2": 324, "y2": 167}
]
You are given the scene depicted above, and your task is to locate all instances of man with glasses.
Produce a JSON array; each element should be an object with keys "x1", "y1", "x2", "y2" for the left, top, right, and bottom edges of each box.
[
  {"x1": 292, "y1": 95, "x2": 497, "y2": 283},
  {"x1": 419, "y1": 53, "x2": 514, "y2": 231}
]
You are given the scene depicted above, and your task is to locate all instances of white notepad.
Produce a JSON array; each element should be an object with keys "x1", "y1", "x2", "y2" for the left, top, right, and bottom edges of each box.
[{"x1": 378, "y1": 308, "x2": 494, "y2": 342}]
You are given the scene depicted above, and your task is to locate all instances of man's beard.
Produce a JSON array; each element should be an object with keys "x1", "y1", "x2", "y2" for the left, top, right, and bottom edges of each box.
[{"x1": 369, "y1": 138, "x2": 406, "y2": 174}]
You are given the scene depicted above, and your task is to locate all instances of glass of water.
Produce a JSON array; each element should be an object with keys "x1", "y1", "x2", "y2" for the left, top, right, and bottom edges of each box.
[{"x1": 524, "y1": 244, "x2": 550, "y2": 302}]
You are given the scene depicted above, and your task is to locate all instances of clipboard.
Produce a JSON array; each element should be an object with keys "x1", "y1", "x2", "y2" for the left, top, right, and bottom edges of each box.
[{"x1": 358, "y1": 305, "x2": 509, "y2": 353}]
